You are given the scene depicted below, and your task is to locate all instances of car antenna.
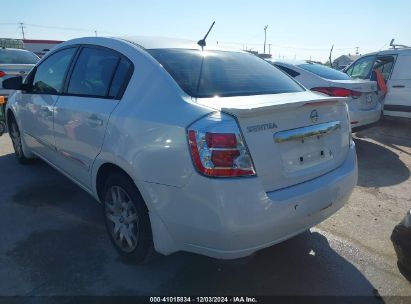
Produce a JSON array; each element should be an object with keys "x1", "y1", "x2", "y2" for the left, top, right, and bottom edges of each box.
[{"x1": 197, "y1": 21, "x2": 215, "y2": 51}]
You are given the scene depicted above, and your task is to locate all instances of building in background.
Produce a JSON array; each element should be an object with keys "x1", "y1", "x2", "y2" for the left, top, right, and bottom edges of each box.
[
  {"x1": 333, "y1": 54, "x2": 361, "y2": 70},
  {"x1": 0, "y1": 38, "x2": 24, "y2": 49},
  {"x1": 22, "y1": 39, "x2": 64, "y2": 57}
]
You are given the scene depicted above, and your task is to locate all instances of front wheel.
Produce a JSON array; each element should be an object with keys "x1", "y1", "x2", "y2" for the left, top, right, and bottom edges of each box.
[
  {"x1": 0, "y1": 121, "x2": 6, "y2": 136},
  {"x1": 103, "y1": 172, "x2": 154, "y2": 263},
  {"x1": 8, "y1": 118, "x2": 33, "y2": 164}
]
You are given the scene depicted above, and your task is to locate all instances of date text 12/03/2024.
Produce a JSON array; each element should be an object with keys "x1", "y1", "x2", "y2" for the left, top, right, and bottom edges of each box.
[{"x1": 149, "y1": 297, "x2": 258, "y2": 303}]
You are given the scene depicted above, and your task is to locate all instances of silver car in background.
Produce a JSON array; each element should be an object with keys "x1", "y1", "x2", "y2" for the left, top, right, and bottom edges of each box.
[
  {"x1": 0, "y1": 48, "x2": 39, "y2": 98},
  {"x1": 269, "y1": 60, "x2": 381, "y2": 130}
]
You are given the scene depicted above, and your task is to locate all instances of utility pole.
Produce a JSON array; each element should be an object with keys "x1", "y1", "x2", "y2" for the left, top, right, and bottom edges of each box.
[
  {"x1": 95, "y1": 30, "x2": 98, "y2": 37},
  {"x1": 263, "y1": 25, "x2": 268, "y2": 54},
  {"x1": 355, "y1": 46, "x2": 359, "y2": 55},
  {"x1": 269, "y1": 44, "x2": 271, "y2": 54},
  {"x1": 329, "y1": 44, "x2": 334, "y2": 67},
  {"x1": 19, "y1": 22, "x2": 26, "y2": 39}
]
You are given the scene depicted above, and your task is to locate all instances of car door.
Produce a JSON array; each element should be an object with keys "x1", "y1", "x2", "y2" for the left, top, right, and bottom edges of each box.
[
  {"x1": 369, "y1": 55, "x2": 396, "y2": 104},
  {"x1": 345, "y1": 55, "x2": 376, "y2": 80},
  {"x1": 17, "y1": 47, "x2": 77, "y2": 160},
  {"x1": 53, "y1": 45, "x2": 133, "y2": 189},
  {"x1": 382, "y1": 55, "x2": 411, "y2": 118}
]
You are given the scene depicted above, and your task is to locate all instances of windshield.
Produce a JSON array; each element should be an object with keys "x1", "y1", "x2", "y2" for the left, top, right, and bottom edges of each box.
[
  {"x1": 148, "y1": 49, "x2": 304, "y2": 98},
  {"x1": 0, "y1": 49, "x2": 39, "y2": 64},
  {"x1": 298, "y1": 63, "x2": 352, "y2": 80}
]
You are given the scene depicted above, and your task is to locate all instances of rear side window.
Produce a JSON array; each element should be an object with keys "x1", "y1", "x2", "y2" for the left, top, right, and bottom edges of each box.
[
  {"x1": 109, "y1": 58, "x2": 132, "y2": 98},
  {"x1": 32, "y1": 47, "x2": 76, "y2": 94},
  {"x1": 148, "y1": 49, "x2": 303, "y2": 98},
  {"x1": 298, "y1": 63, "x2": 351, "y2": 80},
  {"x1": 0, "y1": 49, "x2": 39, "y2": 64},
  {"x1": 275, "y1": 64, "x2": 300, "y2": 77},
  {"x1": 68, "y1": 47, "x2": 120, "y2": 97}
]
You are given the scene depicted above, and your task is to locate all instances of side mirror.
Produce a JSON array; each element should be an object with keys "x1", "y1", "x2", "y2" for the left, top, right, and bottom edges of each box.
[{"x1": 2, "y1": 76, "x2": 23, "y2": 90}]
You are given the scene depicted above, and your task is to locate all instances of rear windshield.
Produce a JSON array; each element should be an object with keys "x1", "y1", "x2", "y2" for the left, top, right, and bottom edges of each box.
[
  {"x1": 298, "y1": 63, "x2": 352, "y2": 80},
  {"x1": 148, "y1": 49, "x2": 304, "y2": 98},
  {"x1": 0, "y1": 49, "x2": 39, "y2": 64}
]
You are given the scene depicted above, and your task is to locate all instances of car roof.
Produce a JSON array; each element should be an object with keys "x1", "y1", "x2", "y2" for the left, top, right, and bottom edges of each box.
[
  {"x1": 377, "y1": 48, "x2": 411, "y2": 55},
  {"x1": 57, "y1": 36, "x2": 243, "y2": 53},
  {"x1": 357, "y1": 47, "x2": 411, "y2": 57}
]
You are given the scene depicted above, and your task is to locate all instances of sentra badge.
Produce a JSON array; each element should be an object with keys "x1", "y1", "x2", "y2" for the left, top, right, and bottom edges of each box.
[{"x1": 247, "y1": 122, "x2": 278, "y2": 133}]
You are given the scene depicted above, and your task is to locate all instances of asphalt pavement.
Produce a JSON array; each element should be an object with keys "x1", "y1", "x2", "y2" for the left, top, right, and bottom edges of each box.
[{"x1": 0, "y1": 118, "x2": 410, "y2": 300}]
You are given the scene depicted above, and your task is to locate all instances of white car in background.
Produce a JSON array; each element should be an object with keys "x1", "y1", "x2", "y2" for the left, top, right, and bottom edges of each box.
[
  {"x1": 4, "y1": 37, "x2": 357, "y2": 262},
  {"x1": 270, "y1": 60, "x2": 381, "y2": 130},
  {"x1": 344, "y1": 44, "x2": 411, "y2": 120},
  {"x1": 0, "y1": 48, "x2": 39, "y2": 98}
]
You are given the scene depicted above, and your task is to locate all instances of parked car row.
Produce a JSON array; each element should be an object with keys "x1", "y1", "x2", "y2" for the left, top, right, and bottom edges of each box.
[{"x1": 1, "y1": 36, "x2": 410, "y2": 268}]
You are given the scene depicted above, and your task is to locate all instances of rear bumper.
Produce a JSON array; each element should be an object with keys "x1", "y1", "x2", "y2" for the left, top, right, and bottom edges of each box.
[
  {"x1": 145, "y1": 143, "x2": 358, "y2": 259},
  {"x1": 349, "y1": 102, "x2": 382, "y2": 128}
]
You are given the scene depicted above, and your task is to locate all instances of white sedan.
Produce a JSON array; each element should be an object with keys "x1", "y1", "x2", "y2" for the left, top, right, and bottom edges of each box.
[
  {"x1": 4, "y1": 37, "x2": 357, "y2": 262},
  {"x1": 271, "y1": 60, "x2": 382, "y2": 130}
]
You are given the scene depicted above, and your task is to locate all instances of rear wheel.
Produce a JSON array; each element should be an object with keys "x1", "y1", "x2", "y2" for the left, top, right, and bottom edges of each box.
[
  {"x1": 8, "y1": 118, "x2": 33, "y2": 165},
  {"x1": 102, "y1": 172, "x2": 154, "y2": 263}
]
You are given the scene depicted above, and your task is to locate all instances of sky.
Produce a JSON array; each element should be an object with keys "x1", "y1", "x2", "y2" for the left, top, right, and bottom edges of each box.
[{"x1": 1, "y1": 0, "x2": 410, "y2": 62}]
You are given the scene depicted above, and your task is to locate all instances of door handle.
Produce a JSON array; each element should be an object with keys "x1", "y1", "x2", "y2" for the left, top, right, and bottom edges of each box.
[
  {"x1": 87, "y1": 114, "x2": 104, "y2": 127},
  {"x1": 392, "y1": 85, "x2": 405, "y2": 88}
]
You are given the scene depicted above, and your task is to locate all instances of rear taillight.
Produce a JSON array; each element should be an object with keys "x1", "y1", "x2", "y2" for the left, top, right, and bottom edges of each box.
[
  {"x1": 188, "y1": 112, "x2": 256, "y2": 177},
  {"x1": 0, "y1": 71, "x2": 6, "y2": 78},
  {"x1": 311, "y1": 87, "x2": 361, "y2": 98}
]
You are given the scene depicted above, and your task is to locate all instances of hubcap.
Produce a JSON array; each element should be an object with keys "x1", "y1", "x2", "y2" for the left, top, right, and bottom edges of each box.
[
  {"x1": 104, "y1": 186, "x2": 139, "y2": 253},
  {"x1": 10, "y1": 123, "x2": 23, "y2": 158}
]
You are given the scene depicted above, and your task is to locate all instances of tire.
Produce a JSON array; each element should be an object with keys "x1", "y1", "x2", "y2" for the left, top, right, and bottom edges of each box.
[
  {"x1": 8, "y1": 117, "x2": 33, "y2": 165},
  {"x1": 0, "y1": 121, "x2": 6, "y2": 136},
  {"x1": 102, "y1": 172, "x2": 154, "y2": 263}
]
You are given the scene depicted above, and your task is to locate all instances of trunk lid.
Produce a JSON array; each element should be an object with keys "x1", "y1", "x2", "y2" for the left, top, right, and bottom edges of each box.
[
  {"x1": 195, "y1": 91, "x2": 351, "y2": 192},
  {"x1": 327, "y1": 79, "x2": 379, "y2": 111},
  {"x1": 0, "y1": 64, "x2": 34, "y2": 78},
  {"x1": 0, "y1": 64, "x2": 34, "y2": 93}
]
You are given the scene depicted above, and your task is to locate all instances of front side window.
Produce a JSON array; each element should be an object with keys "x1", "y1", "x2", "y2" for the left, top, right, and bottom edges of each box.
[
  {"x1": 32, "y1": 48, "x2": 77, "y2": 94},
  {"x1": 148, "y1": 49, "x2": 304, "y2": 98},
  {"x1": 67, "y1": 47, "x2": 120, "y2": 97},
  {"x1": 345, "y1": 56, "x2": 376, "y2": 79}
]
